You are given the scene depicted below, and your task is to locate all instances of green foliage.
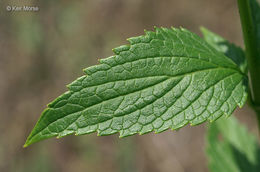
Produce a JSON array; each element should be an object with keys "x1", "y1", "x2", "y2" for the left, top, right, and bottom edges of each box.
[
  {"x1": 200, "y1": 27, "x2": 247, "y2": 73},
  {"x1": 25, "y1": 27, "x2": 248, "y2": 147},
  {"x1": 206, "y1": 116, "x2": 260, "y2": 172},
  {"x1": 203, "y1": 27, "x2": 259, "y2": 171}
]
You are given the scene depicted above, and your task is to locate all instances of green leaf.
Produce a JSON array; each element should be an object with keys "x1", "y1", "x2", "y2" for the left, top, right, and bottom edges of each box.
[
  {"x1": 206, "y1": 116, "x2": 260, "y2": 172},
  {"x1": 24, "y1": 27, "x2": 248, "y2": 147},
  {"x1": 200, "y1": 27, "x2": 247, "y2": 73}
]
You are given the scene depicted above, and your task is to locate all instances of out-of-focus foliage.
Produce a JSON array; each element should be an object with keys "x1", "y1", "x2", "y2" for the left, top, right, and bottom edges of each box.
[{"x1": 206, "y1": 116, "x2": 260, "y2": 172}]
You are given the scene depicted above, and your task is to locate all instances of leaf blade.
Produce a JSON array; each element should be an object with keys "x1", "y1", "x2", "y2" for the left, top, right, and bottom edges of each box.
[{"x1": 24, "y1": 27, "x2": 248, "y2": 147}]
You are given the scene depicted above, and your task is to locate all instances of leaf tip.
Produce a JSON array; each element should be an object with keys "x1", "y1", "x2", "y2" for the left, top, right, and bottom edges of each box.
[
  {"x1": 23, "y1": 143, "x2": 29, "y2": 148},
  {"x1": 23, "y1": 137, "x2": 33, "y2": 148}
]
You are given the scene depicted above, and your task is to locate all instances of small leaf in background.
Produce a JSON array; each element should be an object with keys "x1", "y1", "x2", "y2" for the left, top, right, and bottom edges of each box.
[
  {"x1": 206, "y1": 116, "x2": 260, "y2": 172},
  {"x1": 25, "y1": 27, "x2": 248, "y2": 147}
]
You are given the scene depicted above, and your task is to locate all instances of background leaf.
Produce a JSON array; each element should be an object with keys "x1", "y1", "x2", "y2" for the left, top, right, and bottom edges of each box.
[
  {"x1": 200, "y1": 27, "x2": 247, "y2": 73},
  {"x1": 25, "y1": 27, "x2": 248, "y2": 147},
  {"x1": 206, "y1": 116, "x2": 260, "y2": 172}
]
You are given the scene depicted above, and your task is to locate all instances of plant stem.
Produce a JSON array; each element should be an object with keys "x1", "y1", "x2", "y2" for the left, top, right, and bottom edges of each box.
[{"x1": 237, "y1": 0, "x2": 260, "y2": 122}]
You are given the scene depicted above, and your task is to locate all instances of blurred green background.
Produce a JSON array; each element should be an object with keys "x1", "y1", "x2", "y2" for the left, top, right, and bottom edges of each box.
[{"x1": 0, "y1": 0, "x2": 258, "y2": 171}]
